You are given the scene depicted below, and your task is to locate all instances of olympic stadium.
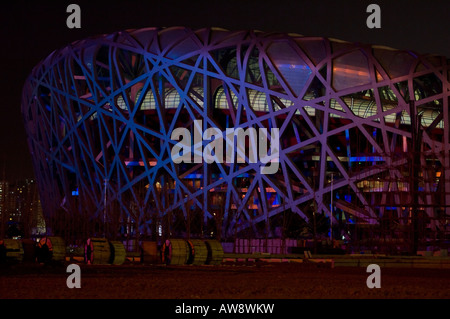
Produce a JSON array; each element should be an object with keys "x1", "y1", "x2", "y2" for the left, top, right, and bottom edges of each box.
[{"x1": 20, "y1": 27, "x2": 450, "y2": 255}]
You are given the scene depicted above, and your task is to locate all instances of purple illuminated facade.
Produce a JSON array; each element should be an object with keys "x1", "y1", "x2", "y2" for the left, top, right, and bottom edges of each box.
[{"x1": 21, "y1": 27, "x2": 450, "y2": 247}]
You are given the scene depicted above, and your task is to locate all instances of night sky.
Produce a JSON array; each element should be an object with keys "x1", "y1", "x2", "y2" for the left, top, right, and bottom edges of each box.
[{"x1": 1, "y1": 0, "x2": 449, "y2": 181}]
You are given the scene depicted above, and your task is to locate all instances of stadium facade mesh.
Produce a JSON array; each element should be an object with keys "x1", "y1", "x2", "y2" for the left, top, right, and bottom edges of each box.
[{"x1": 21, "y1": 27, "x2": 450, "y2": 244}]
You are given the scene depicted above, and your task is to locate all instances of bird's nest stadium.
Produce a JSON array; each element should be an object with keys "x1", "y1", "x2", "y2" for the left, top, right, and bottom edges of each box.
[{"x1": 21, "y1": 27, "x2": 450, "y2": 254}]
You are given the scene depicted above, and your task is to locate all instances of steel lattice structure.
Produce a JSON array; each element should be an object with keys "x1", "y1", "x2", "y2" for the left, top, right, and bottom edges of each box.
[{"x1": 21, "y1": 27, "x2": 450, "y2": 243}]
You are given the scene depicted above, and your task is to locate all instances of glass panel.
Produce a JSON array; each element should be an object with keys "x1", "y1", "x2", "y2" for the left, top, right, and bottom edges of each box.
[
  {"x1": 373, "y1": 48, "x2": 416, "y2": 79},
  {"x1": 425, "y1": 55, "x2": 442, "y2": 67},
  {"x1": 330, "y1": 40, "x2": 354, "y2": 54},
  {"x1": 415, "y1": 62, "x2": 427, "y2": 72},
  {"x1": 130, "y1": 28, "x2": 158, "y2": 48},
  {"x1": 166, "y1": 37, "x2": 200, "y2": 60},
  {"x1": 159, "y1": 27, "x2": 188, "y2": 52},
  {"x1": 295, "y1": 38, "x2": 327, "y2": 66},
  {"x1": 211, "y1": 30, "x2": 246, "y2": 47},
  {"x1": 267, "y1": 42, "x2": 312, "y2": 97},
  {"x1": 207, "y1": 28, "x2": 232, "y2": 45},
  {"x1": 332, "y1": 50, "x2": 371, "y2": 91}
]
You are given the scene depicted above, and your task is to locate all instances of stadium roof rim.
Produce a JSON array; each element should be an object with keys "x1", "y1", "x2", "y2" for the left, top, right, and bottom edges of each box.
[{"x1": 31, "y1": 26, "x2": 448, "y2": 78}]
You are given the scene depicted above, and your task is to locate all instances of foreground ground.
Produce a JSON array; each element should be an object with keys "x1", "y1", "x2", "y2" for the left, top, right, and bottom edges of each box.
[{"x1": 0, "y1": 261, "x2": 449, "y2": 299}]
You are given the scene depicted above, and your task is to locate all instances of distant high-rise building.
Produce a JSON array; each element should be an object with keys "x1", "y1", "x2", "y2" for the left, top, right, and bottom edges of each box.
[
  {"x1": 0, "y1": 179, "x2": 45, "y2": 238},
  {"x1": 0, "y1": 180, "x2": 8, "y2": 238}
]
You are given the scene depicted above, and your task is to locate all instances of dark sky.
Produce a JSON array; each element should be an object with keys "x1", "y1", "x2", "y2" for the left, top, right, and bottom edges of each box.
[{"x1": 1, "y1": 0, "x2": 449, "y2": 181}]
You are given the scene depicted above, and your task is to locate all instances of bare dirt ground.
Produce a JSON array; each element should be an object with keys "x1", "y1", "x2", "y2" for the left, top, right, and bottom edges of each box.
[{"x1": 0, "y1": 261, "x2": 449, "y2": 299}]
